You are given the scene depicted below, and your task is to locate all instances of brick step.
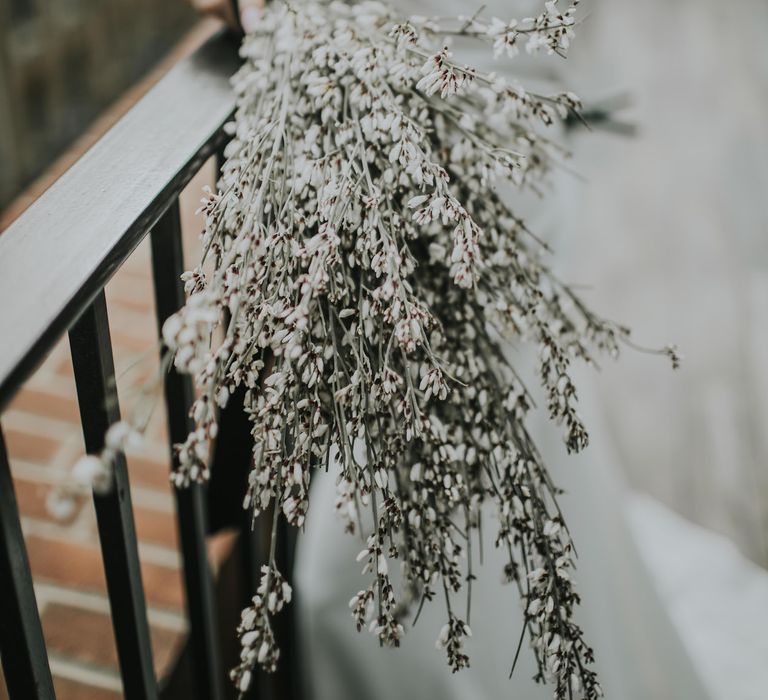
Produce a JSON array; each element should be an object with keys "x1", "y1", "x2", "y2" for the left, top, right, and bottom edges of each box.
[
  {"x1": 7, "y1": 387, "x2": 82, "y2": 424},
  {"x1": 3, "y1": 426, "x2": 63, "y2": 464},
  {"x1": 52, "y1": 677, "x2": 122, "y2": 700},
  {"x1": 0, "y1": 675, "x2": 122, "y2": 700},
  {"x1": 27, "y1": 534, "x2": 185, "y2": 611},
  {"x1": 42, "y1": 603, "x2": 183, "y2": 677},
  {"x1": 0, "y1": 530, "x2": 240, "y2": 699}
]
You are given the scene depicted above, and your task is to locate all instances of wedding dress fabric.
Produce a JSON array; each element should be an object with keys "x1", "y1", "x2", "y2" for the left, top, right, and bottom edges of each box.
[
  {"x1": 295, "y1": 405, "x2": 710, "y2": 700},
  {"x1": 292, "y1": 1, "x2": 711, "y2": 697}
]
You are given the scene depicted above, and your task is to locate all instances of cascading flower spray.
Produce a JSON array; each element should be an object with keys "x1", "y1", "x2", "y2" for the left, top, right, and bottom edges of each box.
[{"x1": 79, "y1": 1, "x2": 680, "y2": 697}]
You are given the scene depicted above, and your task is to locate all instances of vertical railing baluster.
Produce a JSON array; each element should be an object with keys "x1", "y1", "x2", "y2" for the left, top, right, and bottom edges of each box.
[
  {"x1": 274, "y1": 519, "x2": 300, "y2": 700},
  {"x1": 69, "y1": 291, "x2": 158, "y2": 700},
  {"x1": 150, "y1": 200, "x2": 225, "y2": 700},
  {"x1": 207, "y1": 385, "x2": 264, "y2": 700},
  {"x1": 0, "y1": 427, "x2": 56, "y2": 700}
]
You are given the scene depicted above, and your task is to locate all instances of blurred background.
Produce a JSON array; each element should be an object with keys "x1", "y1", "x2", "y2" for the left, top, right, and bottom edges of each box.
[
  {"x1": 0, "y1": 0, "x2": 194, "y2": 211},
  {"x1": 549, "y1": 2, "x2": 768, "y2": 695},
  {"x1": 562, "y1": 0, "x2": 768, "y2": 569},
  {"x1": 0, "y1": 0, "x2": 766, "y2": 698}
]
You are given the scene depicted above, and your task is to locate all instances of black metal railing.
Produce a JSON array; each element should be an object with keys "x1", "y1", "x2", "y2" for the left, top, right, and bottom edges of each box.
[{"x1": 0, "y1": 29, "x2": 291, "y2": 700}]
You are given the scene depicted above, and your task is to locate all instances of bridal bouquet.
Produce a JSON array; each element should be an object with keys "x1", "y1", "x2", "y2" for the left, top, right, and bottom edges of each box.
[{"x1": 79, "y1": 1, "x2": 679, "y2": 697}]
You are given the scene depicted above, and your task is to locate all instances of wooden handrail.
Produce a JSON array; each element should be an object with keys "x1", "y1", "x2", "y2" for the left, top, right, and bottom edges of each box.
[{"x1": 0, "y1": 30, "x2": 240, "y2": 411}]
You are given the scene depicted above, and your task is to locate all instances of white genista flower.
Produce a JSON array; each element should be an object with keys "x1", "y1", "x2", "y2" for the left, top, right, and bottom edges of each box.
[
  {"x1": 72, "y1": 455, "x2": 111, "y2": 494},
  {"x1": 105, "y1": 421, "x2": 141, "y2": 451},
  {"x1": 46, "y1": 489, "x2": 78, "y2": 521},
  {"x1": 121, "y1": 3, "x2": 669, "y2": 698},
  {"x1": 488, "y1": 18, "x2": 520, "y2": 59}
]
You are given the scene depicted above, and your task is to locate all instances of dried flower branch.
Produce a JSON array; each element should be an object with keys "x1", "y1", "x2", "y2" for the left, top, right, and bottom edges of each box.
[{"x1": 74, "y1": 1, "x2": 682, "y2": 697}]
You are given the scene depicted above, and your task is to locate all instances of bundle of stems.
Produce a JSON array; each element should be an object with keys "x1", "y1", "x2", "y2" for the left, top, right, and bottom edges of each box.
[{"x1": 77, "y1": 1, "x2": 679, "y2": 697}]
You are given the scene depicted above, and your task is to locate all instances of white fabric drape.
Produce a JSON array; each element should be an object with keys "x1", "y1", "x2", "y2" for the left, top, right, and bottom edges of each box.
[{"x1": 289, "y1": 1, "x2": 768, "y2": 697}]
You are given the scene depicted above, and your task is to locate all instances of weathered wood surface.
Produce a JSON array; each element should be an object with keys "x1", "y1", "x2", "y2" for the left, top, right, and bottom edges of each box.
[{"x1": 0, "y1": 31, "x2": 239, "y2": 412}]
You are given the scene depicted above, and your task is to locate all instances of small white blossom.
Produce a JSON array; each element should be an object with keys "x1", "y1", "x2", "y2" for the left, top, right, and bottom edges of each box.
[
  {"x1": 72, "y1": 455, "x2": 111, "y2": 494},
  {"x1": 108, "y1": 3, "x2": 667, "y2": 699}
]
